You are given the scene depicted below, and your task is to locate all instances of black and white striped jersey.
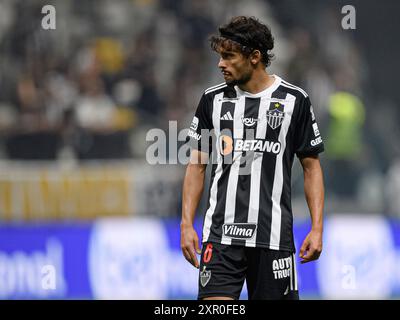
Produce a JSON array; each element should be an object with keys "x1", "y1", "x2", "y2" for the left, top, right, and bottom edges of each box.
[{"x1": 186, "y1": 75, "x2": 324, "y2": 252}]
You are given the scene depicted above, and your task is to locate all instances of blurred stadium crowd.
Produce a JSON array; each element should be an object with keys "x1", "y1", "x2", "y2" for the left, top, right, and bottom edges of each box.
[{"x1": 0, "y1": 0, "x2": 399, "y2": 217}]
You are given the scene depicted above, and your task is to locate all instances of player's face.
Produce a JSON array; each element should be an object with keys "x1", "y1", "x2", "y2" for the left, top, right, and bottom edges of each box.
[{"x1": 217, "y1": 48, "x2": 253, "y2": 86}]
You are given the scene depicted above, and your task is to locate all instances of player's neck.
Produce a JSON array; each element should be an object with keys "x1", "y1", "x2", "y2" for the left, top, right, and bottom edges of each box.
[{"x1": 237, "y1": 70, "x2": 274, "y2": 94}]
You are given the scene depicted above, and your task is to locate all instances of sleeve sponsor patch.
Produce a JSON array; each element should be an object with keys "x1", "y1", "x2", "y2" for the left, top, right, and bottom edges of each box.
[
  {"x1": 312, "y1": 123, "x2": 320, "y2": 137},
  {"x1": 190, "y1": 116, "x2": 199, "y2": 131}
]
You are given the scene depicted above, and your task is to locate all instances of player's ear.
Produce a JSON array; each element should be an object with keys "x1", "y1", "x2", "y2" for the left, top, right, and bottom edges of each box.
[{"x1": 249, "y1": 50, "x2": 262, "y2": 65}]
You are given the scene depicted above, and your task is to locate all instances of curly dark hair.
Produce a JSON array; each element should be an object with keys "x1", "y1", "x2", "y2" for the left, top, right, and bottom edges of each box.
[{"x1": 210, "y1": 16, "x2": 275, "y2": 67}]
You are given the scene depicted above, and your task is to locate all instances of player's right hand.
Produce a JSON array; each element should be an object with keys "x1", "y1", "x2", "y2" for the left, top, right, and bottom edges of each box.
[{"x1": 180, "y1": 224, "x2": 201, "y2": 268}]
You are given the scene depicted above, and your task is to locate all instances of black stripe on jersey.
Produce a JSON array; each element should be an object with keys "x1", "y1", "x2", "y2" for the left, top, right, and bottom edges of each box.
[
  {"x1": 209, "y1": 95, "x2": 236, "y2": 241},
  {"x1": 232, "y1": 97, "x2": 261, "y2": 246},
  {"x1": 220, "y1": 100, "x2": 235, "y2": 167},
  {"x1": 256, "y1": 89, "x2": 287, "y2": 246},
  {"x1": 239, "y1": 97, "x2": 261, "y2": 173},
  {"x1": 278, "y1": 134, "x2": 295, "y2": 250},
  {"x1": 276, "y1": 85, "x2": 305, "y2": 250},
  {"x1": 274, "y1": 88, "x2": 295, "y2": 250},
  {"x1": 202, "y1": 161, "x2": 218, "y2": 241}
]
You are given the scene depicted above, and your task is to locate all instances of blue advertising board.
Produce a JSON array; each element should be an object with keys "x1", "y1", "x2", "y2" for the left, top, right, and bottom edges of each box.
[
  {"x1": 0, "y1": 224, "x2": 92, "y2": 299},
  {"x1": 0, "y1": 215, "x2": 399, "y2": 299}
]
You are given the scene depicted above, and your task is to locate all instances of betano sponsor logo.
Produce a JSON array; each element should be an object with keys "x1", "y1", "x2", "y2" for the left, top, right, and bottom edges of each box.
[
  {"x1": 219, "y1": 135, "x2": 281, "y2": 155},
  {"x1": 222, "y1": 223, "x2": 257, "y2": 240}
]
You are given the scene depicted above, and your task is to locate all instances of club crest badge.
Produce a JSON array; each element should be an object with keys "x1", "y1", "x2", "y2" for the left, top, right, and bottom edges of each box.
[
  {"x1": 266, "y1": 108, "x2": 285, "y2": 129},
  {"x1": 200, "y1": 266, "x2": 211, "y2": 287}
]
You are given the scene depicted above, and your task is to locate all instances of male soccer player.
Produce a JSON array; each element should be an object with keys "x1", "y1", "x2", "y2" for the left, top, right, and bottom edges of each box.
[{"x1": 181, "y1": 16, "x2": 325, "y2": 300}]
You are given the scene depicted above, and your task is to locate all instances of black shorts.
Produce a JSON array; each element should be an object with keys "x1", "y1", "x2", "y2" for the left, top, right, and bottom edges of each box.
[{"x1": 198, "y1": 241, "x2": 299, "y2": 300}]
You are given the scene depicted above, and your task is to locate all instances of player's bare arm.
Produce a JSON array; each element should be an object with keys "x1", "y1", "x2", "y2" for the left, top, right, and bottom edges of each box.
[
  {"x1": 299, "y1": 155, "x2": 324, "y2": 264},
  {"x1": 181, "y1": 149, "x2": 209, "y2": 268}
]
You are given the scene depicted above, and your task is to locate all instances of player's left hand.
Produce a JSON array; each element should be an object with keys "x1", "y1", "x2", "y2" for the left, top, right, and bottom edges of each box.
[{"x1": 299, "y1": 229, "x2": 323, "y2": 264}]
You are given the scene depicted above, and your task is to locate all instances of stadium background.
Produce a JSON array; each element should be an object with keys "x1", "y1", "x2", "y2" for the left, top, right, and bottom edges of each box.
[{"x1": 0, "y1": 0, "x2": 400, "y2": 299}]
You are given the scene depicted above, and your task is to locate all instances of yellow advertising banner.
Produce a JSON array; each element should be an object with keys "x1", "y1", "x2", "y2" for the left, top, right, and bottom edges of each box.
[{"x1": 0, "y1": 165, "x2": 134, "y2": 220}]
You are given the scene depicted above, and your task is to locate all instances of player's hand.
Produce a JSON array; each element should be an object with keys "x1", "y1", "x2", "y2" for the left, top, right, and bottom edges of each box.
[
  {"x1": 299, "y1": 229, "x2": 323, "y2": 264},
  {"x1": 180, "y1": 223, "x2": 202, "y2": 268}
]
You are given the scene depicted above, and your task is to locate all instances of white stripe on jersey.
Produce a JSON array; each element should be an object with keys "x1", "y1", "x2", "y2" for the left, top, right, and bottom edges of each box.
[
  {"x1": 269, "y1": 94, "x2": 296, "y2": 249},
  {"x1": 221, "y1": 95, "x2": 245, "y2": 246},
  {"x1": 280, "y1": 81, "x2": 308, "y2": 97},
  {"x1": 203, "y1": 92, "x2": 224, "y2": 242},
  {"x1": 221, "y1": 97, "x2": 246, "y2": 245},
  {"x1": 290, "y1": 253, "x2": 294, "y2": 291},
  {"x1": 245, "y1": 94, "x2": 272, "y2": 247},
  {"x1": 205, "y1": 82, "x2": 227, "y2": 95},
  {"x1": 293, "y1": 253, "x2": 298, "y2": 290},
  {"x1": 205, "y1": 82, "x2": 226, "y2": 92}
]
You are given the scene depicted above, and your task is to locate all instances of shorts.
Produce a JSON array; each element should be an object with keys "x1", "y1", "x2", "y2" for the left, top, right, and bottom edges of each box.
[{"x1": 198, "y1": 241, "x2": 299, "y2": 300}]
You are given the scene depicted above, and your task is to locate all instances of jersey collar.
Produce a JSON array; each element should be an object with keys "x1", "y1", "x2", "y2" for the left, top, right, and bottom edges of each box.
[{"x1": 235, "y1": 74, "x2": 281, "y2": 98}]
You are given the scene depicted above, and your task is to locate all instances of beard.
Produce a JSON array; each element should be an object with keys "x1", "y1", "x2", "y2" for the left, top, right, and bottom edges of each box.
[{"x1": 225, "y1": 69, "x2": 252, "y2": 86}]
